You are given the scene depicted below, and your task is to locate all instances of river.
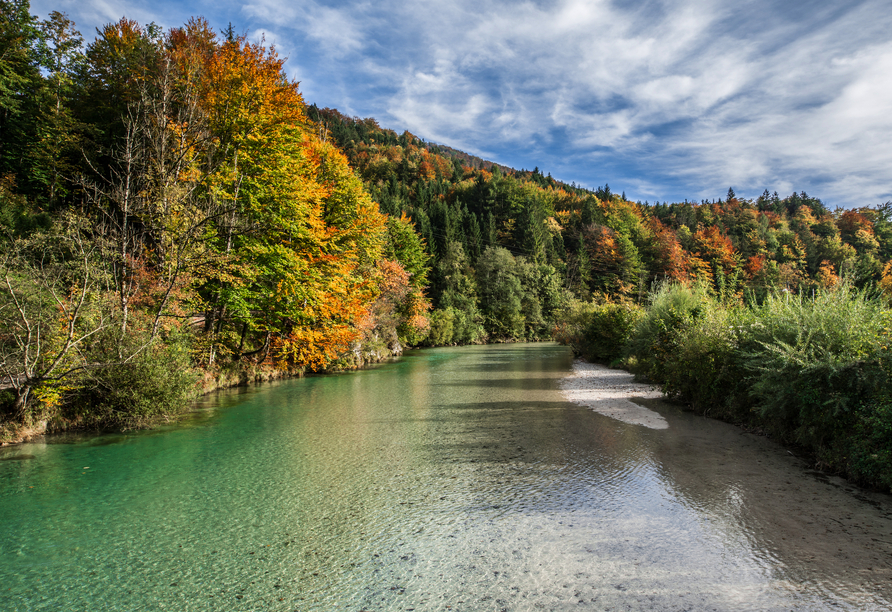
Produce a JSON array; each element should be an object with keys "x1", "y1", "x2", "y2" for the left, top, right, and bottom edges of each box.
[{"x1": 1, "y1": 343, "x2": 890, "y2": 611}]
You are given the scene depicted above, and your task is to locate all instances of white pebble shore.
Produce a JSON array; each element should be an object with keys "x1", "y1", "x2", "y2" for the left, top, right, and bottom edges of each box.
[{"x1": 559, "y1": 360, "x2": 669, "y2": 429}]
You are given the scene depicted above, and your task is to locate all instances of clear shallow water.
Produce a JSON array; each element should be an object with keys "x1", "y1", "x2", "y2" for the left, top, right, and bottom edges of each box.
[{"x1": 1, "y1": 343, "x2": 890, "y2": 611}]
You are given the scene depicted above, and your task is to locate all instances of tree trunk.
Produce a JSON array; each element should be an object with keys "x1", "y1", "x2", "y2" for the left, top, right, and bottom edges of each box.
[
  {"x1": 14, "y1": 386, "x2": 31, "y2": 420},
  {"x1": 236, "y1": 321, "x2": 248, "y2": 358}
]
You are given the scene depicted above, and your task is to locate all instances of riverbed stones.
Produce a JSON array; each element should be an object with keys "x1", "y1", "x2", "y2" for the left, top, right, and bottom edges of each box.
[{"x1": 559, "y1": 360, "x2": 668, "y2": 429}]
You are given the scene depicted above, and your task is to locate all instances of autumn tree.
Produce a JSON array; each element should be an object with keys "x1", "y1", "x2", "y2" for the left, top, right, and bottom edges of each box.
[{"x1": 645, "y1": 217, "x2": 690, "y2": 283}]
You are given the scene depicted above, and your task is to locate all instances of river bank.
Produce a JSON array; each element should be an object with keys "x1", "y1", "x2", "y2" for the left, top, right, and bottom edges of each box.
[
  {"x1": 1, "y1": 336, "x2": 537, "y2": 446},
  {"x1": 0, "y1": 340, "x2": 406, "y2": 447},
  {"x1": 559, "y1": 359, "x2": 667, "y2": 429},
  {"x1": 555, "y1": 284, "x2": 892, "y2": 493},
  {"x1": 559, "y1": 356, "x2": 892, "y2": 503}
]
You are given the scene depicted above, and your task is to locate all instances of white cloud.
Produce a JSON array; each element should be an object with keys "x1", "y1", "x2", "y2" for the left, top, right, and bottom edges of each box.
[
  {"x1": 651, "y1": 6, "x2": 892, "y2": 203},
  {"x1": 25, "y1": 0, "x2": 892, "y2": 205},
  {"x1": 241, "y1": 0, "x2": 367, "y2": 57},
  {"x1": 32, "y1": 0, "x2": 188, "y2": 33},
  {"x1": 371, "y1": 0, "x2": 891, "y2": 204}
]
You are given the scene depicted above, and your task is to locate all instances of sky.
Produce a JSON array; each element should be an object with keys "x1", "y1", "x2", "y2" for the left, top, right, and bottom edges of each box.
[{"x1": 30, "y1": 0, "x2": 892, "y2": 208}]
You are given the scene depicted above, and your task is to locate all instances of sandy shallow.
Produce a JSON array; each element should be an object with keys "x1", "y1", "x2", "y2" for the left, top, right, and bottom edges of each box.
[{"x1": 559, "y1": 359, "x2": 668, "y2": 429}]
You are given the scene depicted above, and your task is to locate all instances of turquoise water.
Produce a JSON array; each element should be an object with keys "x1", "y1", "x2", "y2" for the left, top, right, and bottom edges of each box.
[{"x1": 1, "y1": 343, "x2": 890, "y2": 611}]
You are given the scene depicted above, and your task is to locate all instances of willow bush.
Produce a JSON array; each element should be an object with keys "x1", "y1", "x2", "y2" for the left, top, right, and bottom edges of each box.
[
  {"x1": 554, "y1": 298, "x2": 643, "y2": 365},
  {"x1": 623, "y1": 282, "x2": 711, "y2": 383},
  {"x1": 62, "y1": 327, "x2": 197, "y2": 429},
  {"x1": 741, "y1": 286, "x2": 890, "y2": 471},
  {"x1": 657, "y1": 303, "x2": 754, "y2": 417},
  {"x1": 849, "y1": 394, "x2": 892, "y2": 490}
]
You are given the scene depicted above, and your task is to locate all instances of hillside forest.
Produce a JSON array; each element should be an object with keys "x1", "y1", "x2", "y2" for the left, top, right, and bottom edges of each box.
[{"x1": 2, "y1": 5, "x2": 892, "y2": 490}]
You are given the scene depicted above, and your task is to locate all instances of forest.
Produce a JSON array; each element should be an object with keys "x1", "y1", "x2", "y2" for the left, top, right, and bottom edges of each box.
[
  {"x1": 0, "y1": 6, "x2": 430, "y2": 437},
  {"x1": 1, "y1": 4, "x2": 891, "y2": 490}
]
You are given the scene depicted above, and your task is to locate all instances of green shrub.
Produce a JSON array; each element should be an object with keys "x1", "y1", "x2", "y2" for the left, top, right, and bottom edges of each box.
[
  {"x1": 625, "y1": 282, "x2": 711, "y2": 382},
  {"x1": 451, "y1": 306, "x2": 487, "y2": 344},
  {"x1": 848, "y1": 395, "x2": 892, "y2": 492},
  {"x1": 742, "y1": 285, "x2": 887, "y2": 451},
  {"x1": 426, "y1": 307, "x2": 456, "y2": 346},
  {"x1": 659, "y1": 304, "x2": 753, "y2": 416},
  {"x1": 553, "y1": 299, "x2": 642, "y2": 364},
  {"x1": 552, "y1": 298, "x2": 598, "y2": 355},
  {"x1": 582, "y1": 302, "x2": 644, "y2": 364},
  {"x1": 424, "y1": 305, "x2": 487, "y2": 347},
  {"x1": 64, "y1": 328, "x2": 197, "y2": 429}
]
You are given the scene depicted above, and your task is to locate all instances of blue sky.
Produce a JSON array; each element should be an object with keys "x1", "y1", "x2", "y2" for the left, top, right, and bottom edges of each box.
[{"x1": 31, "y1": 0, "x2": 892, "y2": 208}]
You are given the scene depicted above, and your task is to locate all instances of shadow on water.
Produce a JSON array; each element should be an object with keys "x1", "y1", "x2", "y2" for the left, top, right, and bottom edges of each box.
[
  {"x1": 426, "y1": 400, "x2": 572, "y2": 411},
  {"x1": 434, "y1": 377, "x2": 569, "y2": 389},
  {"x1": 0, "y1": 453, "x2": 36, "y2": 461}
]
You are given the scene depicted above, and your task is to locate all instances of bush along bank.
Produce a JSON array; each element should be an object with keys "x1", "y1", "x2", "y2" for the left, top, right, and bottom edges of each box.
[{"x1": 554, "y1": 282, "x2": 892, "y2": 493}]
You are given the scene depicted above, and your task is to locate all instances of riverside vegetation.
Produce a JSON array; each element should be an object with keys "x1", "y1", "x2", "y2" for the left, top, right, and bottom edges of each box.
[
  {"x1": 553, "y1": 283, "x2": 892, "y2": 492},
  {"x1": 1, "y1": 4, "x2": 891, "y2": 491}
]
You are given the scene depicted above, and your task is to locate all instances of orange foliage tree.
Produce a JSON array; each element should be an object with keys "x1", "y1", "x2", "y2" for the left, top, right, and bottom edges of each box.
[
  {"x1": 647, "y1": 218, "x2": 690, "y2": 283},
  {"x1": 157, "y1": 25, "x2": 389, "y2": 369}
]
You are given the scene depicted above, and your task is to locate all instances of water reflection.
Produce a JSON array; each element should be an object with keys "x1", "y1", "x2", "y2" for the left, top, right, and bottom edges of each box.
[{"x1": 0, "y1": 343, "x2": 889, "y2": 611}]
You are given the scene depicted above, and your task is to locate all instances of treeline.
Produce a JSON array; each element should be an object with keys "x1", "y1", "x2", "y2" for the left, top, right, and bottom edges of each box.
[
  {"x1": 308, "y1": 106, "x2": 892, "y2": 341},
  {"x1": 308, "y1": 106, "x2": 580, "y2": 344},
  {"x1": 0, "y1": 5, "x2": 430, "y2": 439}
]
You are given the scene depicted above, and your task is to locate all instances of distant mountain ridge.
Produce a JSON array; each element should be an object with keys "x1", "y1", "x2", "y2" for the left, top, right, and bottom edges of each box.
[{"x1": 307, "y1": 105, "x2": 590, "y2": 195}]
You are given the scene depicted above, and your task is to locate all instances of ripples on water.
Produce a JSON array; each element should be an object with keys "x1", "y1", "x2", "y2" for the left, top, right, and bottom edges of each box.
[{"x1": 1, "y1": 343, "x2": 890, "y2": 611}]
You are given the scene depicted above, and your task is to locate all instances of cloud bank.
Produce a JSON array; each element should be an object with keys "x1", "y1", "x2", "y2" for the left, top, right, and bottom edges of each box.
[{"x1": 31, "y1": 0, "x2": 892, "y2": 207}]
